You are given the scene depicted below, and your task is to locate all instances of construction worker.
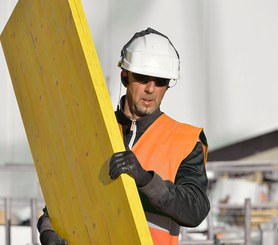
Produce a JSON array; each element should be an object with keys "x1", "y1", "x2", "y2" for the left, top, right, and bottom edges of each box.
[{"x1": 37, "y1": 27, "x2": 210, "y2": 245}]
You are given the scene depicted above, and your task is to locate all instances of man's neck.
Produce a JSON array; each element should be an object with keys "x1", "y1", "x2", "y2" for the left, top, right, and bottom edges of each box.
[
  {"x1": 116, "y1": 95, "x2": 163, "y2": 131},
  {"x1": 122, "y1": 96, "x2": 140, "y2": 120}
]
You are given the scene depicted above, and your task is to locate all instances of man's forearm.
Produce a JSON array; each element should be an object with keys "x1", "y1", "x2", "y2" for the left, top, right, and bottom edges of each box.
[{"x1": 138, "y1": 142, "x2": 210, "y2": 227}]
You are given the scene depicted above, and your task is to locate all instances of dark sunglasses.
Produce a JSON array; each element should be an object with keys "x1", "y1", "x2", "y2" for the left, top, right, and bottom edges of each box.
[{"x1": 132, "y1": 72, "x2": 170, "y2": 87}]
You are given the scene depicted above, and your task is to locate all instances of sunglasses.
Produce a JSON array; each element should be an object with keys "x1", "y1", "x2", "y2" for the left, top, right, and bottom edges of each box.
[{"x1": 132, "y1": 72, "x2": 170, "y2": 87}]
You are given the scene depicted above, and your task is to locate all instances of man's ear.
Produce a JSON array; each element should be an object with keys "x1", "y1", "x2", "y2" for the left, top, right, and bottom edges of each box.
[{"x1": 121, "y1": 70, "x2": 128, "y2": 87}]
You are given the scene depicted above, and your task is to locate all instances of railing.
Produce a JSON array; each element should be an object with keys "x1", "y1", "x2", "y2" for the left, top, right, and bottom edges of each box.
[
  {"x1": 179, "y1": 160, "x2": 278, "y2": 244},
  {"x1": 0, "y1": 161, "x2": 277, "y2": 244},
  {"x1": 1, "y1": 197, "x2": 277, "y2": 245},
  {"x1": 0, "y1": 197, "x2": 44, "y2": 245}
]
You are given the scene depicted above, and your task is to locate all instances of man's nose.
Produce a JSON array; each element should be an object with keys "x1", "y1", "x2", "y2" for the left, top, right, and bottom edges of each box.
[{"x1": 144, "y1": 80, "x2": 156, "y2": 93}]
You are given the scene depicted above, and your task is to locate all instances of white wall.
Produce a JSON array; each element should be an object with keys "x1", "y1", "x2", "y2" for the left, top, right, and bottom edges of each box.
[
  {"x1": 0, "y1": 226, "x2": 37, "y2": 245},
  {"x1": 85, "y1": 0, "x2": 207, "y2": 125},
  {"x1": 0, "y1": 0, "x2": 33, "y2": 165},
  {"x1": 0, "y1": 0, "x2": 278, "y2": 164},
  {"x1": 82, "y1": 0, "x2": 278, "y2": 150},
  {"x1": 205, "y1": 0, "x2": 278, "y2": 149}
]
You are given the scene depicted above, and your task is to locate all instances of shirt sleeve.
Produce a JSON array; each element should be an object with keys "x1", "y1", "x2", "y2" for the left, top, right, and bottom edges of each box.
[{"x1": 138, "y1": 141, "x2": 210, "y2": 227}]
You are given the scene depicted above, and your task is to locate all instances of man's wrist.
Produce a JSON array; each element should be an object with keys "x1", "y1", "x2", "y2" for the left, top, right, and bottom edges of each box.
[{"x1": 138, "y1": 171, "x2": 154, "y2": 187}]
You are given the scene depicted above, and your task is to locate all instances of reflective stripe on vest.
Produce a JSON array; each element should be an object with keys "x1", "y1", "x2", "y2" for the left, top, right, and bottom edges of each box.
[
  {"x1": 130, "y1": 114, "x2": 206, "y2": 245},
  {"x1": 146, "y1": 211, "x2": 180, "y2": 235}
]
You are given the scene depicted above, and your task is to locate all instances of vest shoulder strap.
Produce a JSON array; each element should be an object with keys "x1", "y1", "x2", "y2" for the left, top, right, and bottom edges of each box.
[{"x1": 133, "y1": 114, "x2": 204, "y2": 181}]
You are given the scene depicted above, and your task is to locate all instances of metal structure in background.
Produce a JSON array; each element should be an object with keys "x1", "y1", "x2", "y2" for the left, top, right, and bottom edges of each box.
[
  {"x1": 206, "y1": 161, "x2": 278, "y2": 176},
  {"x1": 30, "y1": 198, "x2": 38, "y2": 244},
  {"x1": 0, "y1": 161, "x2": 277, "y2": 244},
  {"x1": 1, "y1": 197, "x2": 44, "y2": 245},
  {"x1": 206, "y1": 160, "x2": 278, "y2": 245},
  {"x1": 180, "y1": 198, "x2": 254, "y2": 245},
  {"x1": 1, "y1": 197, "x2": 277, "y2": 245},
  {"x1": 4, "y1": 198, "x2": 11, "y2": 245},
  {"x1": 244, "y1": 199, "x2": 251, "y2": 245}
]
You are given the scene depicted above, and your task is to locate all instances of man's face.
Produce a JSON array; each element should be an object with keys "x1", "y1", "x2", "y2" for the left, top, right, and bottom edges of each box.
[{"x1": 124, "y1": 71, "x2": 169, "y2": 120}]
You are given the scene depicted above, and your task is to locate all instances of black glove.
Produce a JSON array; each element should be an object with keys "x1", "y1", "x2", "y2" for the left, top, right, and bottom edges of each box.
[
  {"x1": 40, "y1": 230, "x2": 68, "y2": 245},
  {"x1": 109, "y1": 150, "x2": 153, "y2": 187}
]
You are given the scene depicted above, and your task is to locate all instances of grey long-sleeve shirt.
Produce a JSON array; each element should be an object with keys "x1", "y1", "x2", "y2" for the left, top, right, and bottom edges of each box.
[{"x1": 115, "y1": 102, "x2": 210, "y2": 227}]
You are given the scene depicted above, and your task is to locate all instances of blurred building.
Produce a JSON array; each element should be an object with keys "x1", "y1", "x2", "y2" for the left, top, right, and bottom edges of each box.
[{"x1": 0, "y1": 0, "x2": 278, "y2": 244}]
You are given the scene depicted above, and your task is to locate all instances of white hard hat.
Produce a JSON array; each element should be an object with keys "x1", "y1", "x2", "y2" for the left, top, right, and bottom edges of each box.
[{"x1": 118, "y1": 28, "x2": 180, "y2": 80}]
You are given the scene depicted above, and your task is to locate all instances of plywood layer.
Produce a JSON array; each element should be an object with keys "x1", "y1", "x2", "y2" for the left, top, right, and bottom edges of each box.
[{"x1": 0, "y1": 0, "x2": 152, "y2": 244}]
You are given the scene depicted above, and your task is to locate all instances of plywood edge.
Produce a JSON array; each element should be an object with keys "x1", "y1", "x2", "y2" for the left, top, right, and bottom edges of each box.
[{"x1": 67, "y1": 1, "x2": 153, "y2": 243}]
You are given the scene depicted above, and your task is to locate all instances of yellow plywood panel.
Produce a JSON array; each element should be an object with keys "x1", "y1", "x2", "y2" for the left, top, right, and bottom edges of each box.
[{"x1": 1, "y1": 0, "x2": 152, "y2": 244}]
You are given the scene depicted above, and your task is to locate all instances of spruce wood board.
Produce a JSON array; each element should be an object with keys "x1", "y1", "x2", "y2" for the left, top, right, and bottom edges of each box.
[{"x1": 0, "y1": 0, "x2": 152, "y2": 244}]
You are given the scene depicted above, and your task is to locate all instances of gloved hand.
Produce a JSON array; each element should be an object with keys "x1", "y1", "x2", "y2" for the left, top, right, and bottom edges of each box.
[
  {"x1": 109, "y1": 150, "x2": 153, "y2": 187},
  {"x1": 40, "y1": 230, "x2": 68, "y2": 245}
]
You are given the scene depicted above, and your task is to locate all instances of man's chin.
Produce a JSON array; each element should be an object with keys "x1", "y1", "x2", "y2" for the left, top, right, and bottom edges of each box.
[{"x1": 136, "y1": 107, "x2": 156, "y2": 117}]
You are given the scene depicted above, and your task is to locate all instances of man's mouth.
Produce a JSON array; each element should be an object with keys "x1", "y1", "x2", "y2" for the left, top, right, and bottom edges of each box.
[{"x1": 142, "y1": 98, "x2": 153, "y2": 105}]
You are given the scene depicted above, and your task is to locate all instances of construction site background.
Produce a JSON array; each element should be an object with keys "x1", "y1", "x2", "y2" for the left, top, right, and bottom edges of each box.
[{"x1": 0, "y1": 0, "x2": 277, "y2": 244}]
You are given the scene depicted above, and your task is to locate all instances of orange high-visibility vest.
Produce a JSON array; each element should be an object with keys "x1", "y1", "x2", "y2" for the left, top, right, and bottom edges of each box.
[{"x1": 131, "y1": 114, "x2": 207, "y2": 245}]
